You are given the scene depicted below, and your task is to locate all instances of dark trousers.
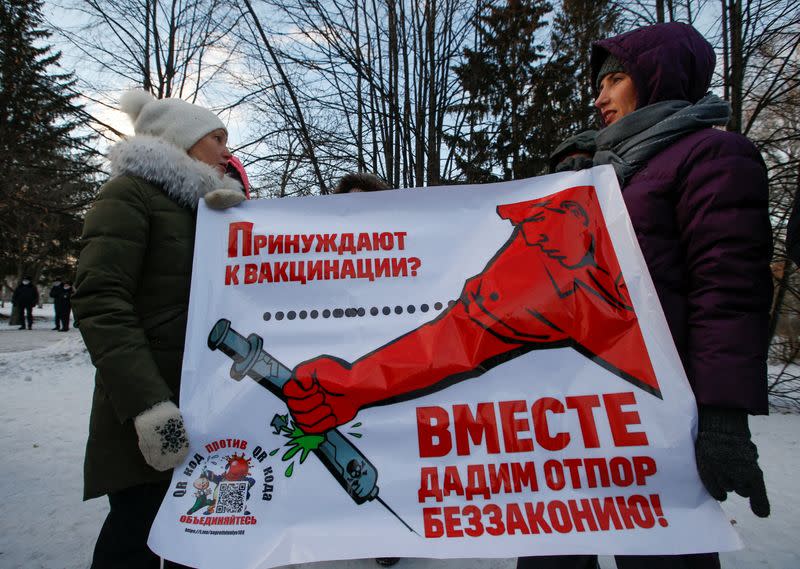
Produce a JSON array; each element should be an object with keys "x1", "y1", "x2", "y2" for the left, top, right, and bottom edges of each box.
[
  {"x1": 20, "y1": 305, "x2": 33, "y2": 328},
  {"x1": 517, "y1": 553, "x2": 720, "y2": 569},
  {"x1": 56, "y1": 309, "x2": 70, "y2": 330},
  {"x1": 91, "y1": 481, "x2": 193, "y2": 569}
]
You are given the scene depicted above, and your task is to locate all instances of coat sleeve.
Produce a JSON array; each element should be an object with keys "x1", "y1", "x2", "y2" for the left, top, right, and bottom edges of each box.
[
  {"x1": 675, "y1": 132, "x2": 772, "y2": 414},
  {"x1": 73, "y1": 177, "x2": 173, "y2": 423}
]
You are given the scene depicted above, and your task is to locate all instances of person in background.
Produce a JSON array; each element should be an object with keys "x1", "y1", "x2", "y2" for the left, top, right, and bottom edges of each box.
[
  {"x1": 72, "y1": 89, "x2": 245, "y2": 569},
  {"x1": 49, "y1": 279, "x2": 63, "y2": 330},
  {"x1": 52, "y1": 280, "x2": 73, "y2": 332},
  {"x1": 12, "y1": 276, "x2": 38, "y2": 330},
  {"x1": 332, "y1": 172, "x2": 391, "y2": 195},
  {"x1": 529, "y1": 21, "x2": 772, "y2": 569},
  {"x1": 334, "y1": 171, "x2": 399, "y2": 568}
]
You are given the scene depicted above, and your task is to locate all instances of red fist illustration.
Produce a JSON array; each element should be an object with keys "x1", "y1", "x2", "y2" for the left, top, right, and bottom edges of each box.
[{"x1": 283, "y1": 357, "x2": 363, "y2": 434}]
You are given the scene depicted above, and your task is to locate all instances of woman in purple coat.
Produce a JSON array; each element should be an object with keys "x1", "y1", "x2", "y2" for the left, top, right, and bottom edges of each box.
[{"x1": 533, "y1": 22, "x2": 772, "y2": 569}]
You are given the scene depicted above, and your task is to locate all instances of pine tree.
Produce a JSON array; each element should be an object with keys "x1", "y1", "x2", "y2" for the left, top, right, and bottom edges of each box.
[
  {"x1": 447, "y1": 0, "x2": 620, "y2": 182},
  {"x1": 0, "y1": 0, "x2": 97, "y2": 295},
  {"x1": 449, "y1": 0, "x2": 552, "y2": 182},
  {"x1": 519, "y1": 0, "x2": 619, "y2": 174},
  {"x1": 546, "y1": 0, "x2": 619, "y2": 134}
]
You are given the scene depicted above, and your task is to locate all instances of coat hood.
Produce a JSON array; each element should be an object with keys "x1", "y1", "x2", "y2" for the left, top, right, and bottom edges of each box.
[
  {"x1": 591, "y1": 23, "x2": 715, "y2": 108},
  {"x1": 108, "y1": 135, "x2": 242, "y2": 209}
]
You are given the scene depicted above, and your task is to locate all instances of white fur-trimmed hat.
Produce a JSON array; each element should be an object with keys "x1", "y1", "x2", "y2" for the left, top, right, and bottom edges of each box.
[{"x1": 119, "y1": 89, "x2": 226, "y2": 151}]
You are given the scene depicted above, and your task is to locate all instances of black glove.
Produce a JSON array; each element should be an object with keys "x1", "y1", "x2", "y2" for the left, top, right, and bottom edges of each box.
[
  {"x1": 695, "y1": 406, "x2": 769, "y2": 517},
  {"x1": 549, "y1": 130, "x2": 598, "y2": 173},
  {"x1": 553, "y1": 154, "x2": 595, "y2": 173}
]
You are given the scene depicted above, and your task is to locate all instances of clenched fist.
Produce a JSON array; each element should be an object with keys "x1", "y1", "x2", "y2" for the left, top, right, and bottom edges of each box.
[{"x1": 283, "y1": 357, "x2": 363, "y2": 433}]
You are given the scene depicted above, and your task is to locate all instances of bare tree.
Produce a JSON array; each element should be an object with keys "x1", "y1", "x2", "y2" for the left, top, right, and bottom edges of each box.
[
  {"x1": 51, "y1": 0, "x2": 242, "y2": 142},
  {"x1": 232, "y1": 0, "x2": 475, "y2": 194},
  {"x1": 238, "y1": 0, "x2": 328, "y2": 194},
  {"x1": 60, "y1": 0, "x2": 240, "y2": 96}
]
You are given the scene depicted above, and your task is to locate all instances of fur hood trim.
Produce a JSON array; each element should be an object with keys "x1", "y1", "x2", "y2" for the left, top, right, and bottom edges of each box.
[{"x1": 108, "y1": 135, "x2": 242, "y2": 208}]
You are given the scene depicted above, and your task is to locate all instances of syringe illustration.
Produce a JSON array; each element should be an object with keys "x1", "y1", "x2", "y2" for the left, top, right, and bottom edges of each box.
[{"x1": 207, "y1": 318, "x2": 415, "y2": 533}]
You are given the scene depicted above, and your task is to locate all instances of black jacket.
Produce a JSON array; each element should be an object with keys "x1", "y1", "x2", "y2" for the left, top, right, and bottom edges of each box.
[
  {"x1": 50, "y1": 284, "x2": 73, "y2": 312},
  {"x1": 12, "y1": 283, "x2": 39, "y2": 307}
]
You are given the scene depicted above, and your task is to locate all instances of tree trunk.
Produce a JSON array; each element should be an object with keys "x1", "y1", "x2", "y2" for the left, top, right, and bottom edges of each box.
[
  {"x1": 355, "y1": 0, "x2": 365, "y2": 171},
  {"x1": 727, "y1": 0, "x2": 744, "y2": 133},
  {"x1": 426, "y1": 0, "x2": 439, "y2": 186},
  {"x1": 414, "y1": 0, "x2": 426, "y2": 187},
  {"x1": 768, "y1": 261, "x2": 792, "y2": 344},
  {"x1": 400, "y1": 0, "x2": 413, "y2": 187},
  {"x1": 242, "y1": 0, "x2": 328, "y2": 193},
  {"x1": 721, "y1": 0, "x2": 729, "y2": 102}
]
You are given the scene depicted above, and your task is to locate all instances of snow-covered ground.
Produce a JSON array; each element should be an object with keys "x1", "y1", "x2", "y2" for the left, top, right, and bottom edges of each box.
[
  {"x1": 1, "y1": 307, "x2": 799, "y2": 569},
  {"x1": 0, "y1": 304, "x2": 72, "y2": 353}
]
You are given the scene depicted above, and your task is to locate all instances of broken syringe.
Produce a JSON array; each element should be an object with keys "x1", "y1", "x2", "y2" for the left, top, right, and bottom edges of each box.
[{"x1": 207, "y1": 318, "x2": 415, "y2": 533}]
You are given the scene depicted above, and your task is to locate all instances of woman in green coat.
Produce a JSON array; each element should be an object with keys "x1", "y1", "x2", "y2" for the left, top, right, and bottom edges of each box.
[{"x1": 73, "y1": 90, "x2": 246, "y2": 569}]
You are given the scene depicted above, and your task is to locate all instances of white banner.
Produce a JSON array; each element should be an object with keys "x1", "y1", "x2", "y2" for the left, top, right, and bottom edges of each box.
[{"x1": 150, "y1": 166, "x2": 740, "y2": 569}]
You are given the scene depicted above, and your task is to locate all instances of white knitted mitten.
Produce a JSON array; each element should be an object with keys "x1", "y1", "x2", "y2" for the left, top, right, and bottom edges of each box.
[
  {"x1": 204, "y1": 188, "x2": 245, "y2": 209},
  {"x1": 133, "y1": 400, "x2": 190, "y2": 471}
]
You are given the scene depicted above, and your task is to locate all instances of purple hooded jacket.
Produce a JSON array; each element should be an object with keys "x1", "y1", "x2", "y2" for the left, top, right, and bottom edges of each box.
[{"x1": 592, "y1": 23, "x2": 772, "y2": 414}]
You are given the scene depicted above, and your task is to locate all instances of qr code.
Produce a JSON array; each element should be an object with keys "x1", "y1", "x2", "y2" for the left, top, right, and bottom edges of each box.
[{"x1": 215, "y1": 481, "x2": 248, "y2": 514}]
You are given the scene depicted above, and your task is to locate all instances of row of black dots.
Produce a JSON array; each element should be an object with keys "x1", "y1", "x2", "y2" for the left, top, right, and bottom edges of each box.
[{"x1": 263, "y1": 300, "x2": 456, "y2": 322}]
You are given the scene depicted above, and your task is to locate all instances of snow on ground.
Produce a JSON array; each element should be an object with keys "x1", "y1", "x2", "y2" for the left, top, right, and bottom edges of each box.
[
  {"x1": 1, "y1": 309, "x2": 798, "y2": 569},
  {"x1": 0, "y1": 314, "x2": 106, "y2": 569},
  {"x1": 0, "y1": 304, "x2": 75, "y2": 353}
]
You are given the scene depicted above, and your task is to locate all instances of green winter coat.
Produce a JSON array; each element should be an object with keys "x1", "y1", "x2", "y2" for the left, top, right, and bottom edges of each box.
[{"x1": 73, "y1": 135, "x2": 242, "y2": 499}]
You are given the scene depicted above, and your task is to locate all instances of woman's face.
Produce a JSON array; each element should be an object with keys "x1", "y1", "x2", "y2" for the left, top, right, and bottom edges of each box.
[
  {"x1": 594, "y1": 72, "x2": 638, "y2": 126},
  {"x1": 188, "y1": 128, "x2": 231, "y2": 176}
]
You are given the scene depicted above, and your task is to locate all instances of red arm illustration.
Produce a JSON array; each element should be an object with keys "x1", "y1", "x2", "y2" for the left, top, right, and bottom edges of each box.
[
  {"x1": 284, "y1": 299, "x2": 526, "y2": 433},
  {"x1": 284, "y1": 186, "x2": 660, "y2": 433}
]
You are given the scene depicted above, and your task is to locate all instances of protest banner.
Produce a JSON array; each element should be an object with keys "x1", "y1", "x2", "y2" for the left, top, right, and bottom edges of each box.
[{"x1": 149, "y1": 166, "x2": 741, "y2": 568}]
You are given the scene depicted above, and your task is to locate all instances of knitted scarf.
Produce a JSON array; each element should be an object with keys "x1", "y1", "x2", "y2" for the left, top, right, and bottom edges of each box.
[{"x1": 593, "y1": 94, "x2": 731, "y2": 183}]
